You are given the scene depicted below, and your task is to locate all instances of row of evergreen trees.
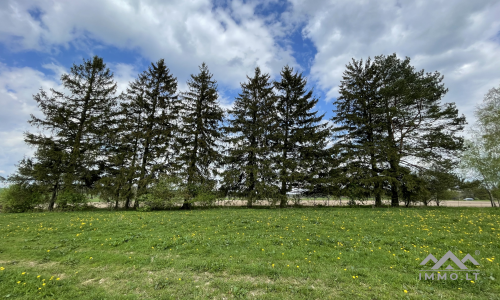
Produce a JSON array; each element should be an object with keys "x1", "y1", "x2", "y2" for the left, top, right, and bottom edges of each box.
[{"x1": 2, "y1": 54, "x2": 466, "y2": 211}]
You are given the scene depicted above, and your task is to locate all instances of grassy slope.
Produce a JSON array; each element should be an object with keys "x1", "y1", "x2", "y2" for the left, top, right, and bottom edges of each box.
[{"x1": 0, "y1": 207, "x2": 499, "y2": 299}]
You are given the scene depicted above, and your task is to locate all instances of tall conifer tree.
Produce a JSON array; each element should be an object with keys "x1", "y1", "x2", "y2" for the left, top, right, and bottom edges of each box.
[
  {"x1": 332, "y1": 58, "x2": 386, "y2": 206},
  {"x1": 273, "y1": 66, "x2": 332, "y2": 207},
  {"x1": 119, "y1": 59, "x2": 179, "y2": 208},
  {"x1": 25, "y1": 56, "x2": 117, "y2": 198},
  {"x1": 176, "y1": 63, "x2": 224, "y2": 209},
  {"x1": 222, "y1": 67, "x2": 278, "y2": 207},
  {"x1": 333, "y1": 54, "x2": 465, "y2": 206}
]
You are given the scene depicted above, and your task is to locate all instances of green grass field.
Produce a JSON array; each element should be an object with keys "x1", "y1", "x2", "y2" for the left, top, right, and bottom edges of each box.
[{"x1": 0, "y1": 207, "x2": 499, "y2": 299}]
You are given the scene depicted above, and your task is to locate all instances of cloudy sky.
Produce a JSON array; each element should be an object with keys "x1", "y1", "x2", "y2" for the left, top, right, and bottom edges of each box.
[{"x1": 1, "y1": 0, "x2": 499, "y2": 177}]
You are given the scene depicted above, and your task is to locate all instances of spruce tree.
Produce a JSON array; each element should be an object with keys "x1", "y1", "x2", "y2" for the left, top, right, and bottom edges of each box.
[
  {"x1": 273, "y1": 66, "x2": 332, "y2": 208},
  {"x1": 119, "y1": 59, "x2": 179, "y2": 208},
  {"x1": 332, "y1": 58, "x2": 386, "y2": 206},
  {"x1": 25, "y1": 55, "x2": 117, "y2": 198},
  {"x1": 222, "y1": 67, "x2": 278, "y2": 207},
  {"x1": 176, "y1": 63, "x2": 224, "y2": 209}
]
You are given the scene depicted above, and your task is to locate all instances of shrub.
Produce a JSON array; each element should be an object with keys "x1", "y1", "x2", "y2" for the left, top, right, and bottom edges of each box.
[
  {"x1": 137, "y1": 175, "x2": 187, "y2": 210},
  {"x1": 56, "y1": 189, "x2": 87, "y2": 210},
  {"x1": 0, "y1": 183, "x2": 45, "y2": 213}
]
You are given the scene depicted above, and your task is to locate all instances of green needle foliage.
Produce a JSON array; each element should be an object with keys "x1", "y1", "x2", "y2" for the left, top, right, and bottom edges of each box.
[
  {"x1": 273, "y1": 66, "x2": 332, "y2": 207},
  {"x1": 222, "y1": 67, "x2": 279, "y2": 207},
  {"x1": 24, "y1": 56, "x2": 118, "y2": 206},
  {"x1": 7, "y1": 140, "x2": 65, "y2": 211},
  {"x1": 332, "y1": 57, "x2": 388, "y2": 206},
  {"x1": 118, "y1": 59, "x2": 180, "y2": 208},
  {"x1": 333, "y1": 54, "x2": 466, "y2": 207},
  {"x1": 176, "y1": 63, "x2": 224, "y2": 209},
  {"x1": 5, "y1": 54, "x2": 470, "y2": 211}
]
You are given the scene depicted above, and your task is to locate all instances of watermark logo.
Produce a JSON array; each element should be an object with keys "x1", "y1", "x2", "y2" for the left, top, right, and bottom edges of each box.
[{"x1": 418, "y1": 251, "x2": 480, "y2": 281}]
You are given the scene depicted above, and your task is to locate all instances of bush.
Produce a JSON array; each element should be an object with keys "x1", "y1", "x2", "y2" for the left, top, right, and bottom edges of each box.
[
  {"x1": 56, "y1": 189, "x2": 87, "y2": 210},
  {"x1": 137, "y1": 176, "x2": 187, "y2": 210},
  {"x1": 0, "y1": 183, "x2": 45, "y2": 213}
]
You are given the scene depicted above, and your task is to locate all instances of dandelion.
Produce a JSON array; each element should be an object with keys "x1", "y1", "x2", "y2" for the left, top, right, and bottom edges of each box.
[
  {"x1": 22, "y1": 272, "x2": 26, "y2": 275},
  {"x1": 56, "y1": 278, "x2": 60, "y2": 280},
  {"x1": 17, "y1": 281, "x2": 21, "y2": 284},
  {"x1": 0, "y1": 267, "x2": 4, "y2": 271},
  {"x1": 404, "y1": 290, "x2": 408, "y2": 293},
  {"x1": 43, "y1": 283, "x2": 46, "y2": 286},
  {"x1": 272, "y1": 264, "x2": 275, "y2": 268},
  {"x1": 47, "y1": 250, "x2": 50, "y2": 252}
]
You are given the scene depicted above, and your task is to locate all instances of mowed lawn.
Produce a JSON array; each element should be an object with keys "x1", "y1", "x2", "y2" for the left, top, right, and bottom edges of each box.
[{"x1": 0, "y1": 207, "x2": 499, "y2": 299}]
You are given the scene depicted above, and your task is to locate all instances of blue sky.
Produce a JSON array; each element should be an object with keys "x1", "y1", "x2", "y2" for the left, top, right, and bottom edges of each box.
[{"x1": 1, "y1": 0, "x2": 500, "y2": 177}]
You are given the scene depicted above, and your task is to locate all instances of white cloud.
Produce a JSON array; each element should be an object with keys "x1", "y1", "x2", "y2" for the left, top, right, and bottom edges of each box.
[
  {"x1": 0, "y1": 63, "x2": 61, "y2": 176},
  {"x1": 0, "y1": 0, "x2": 297, "y2": 88},
  {"x1": 288, "y1": 0, "x2": 500, "y2": 127}
]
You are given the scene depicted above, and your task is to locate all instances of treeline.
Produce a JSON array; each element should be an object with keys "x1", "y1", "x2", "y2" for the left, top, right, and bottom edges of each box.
[{"x1": 1, "y1": 54, "x2": 471, "y2": 212}]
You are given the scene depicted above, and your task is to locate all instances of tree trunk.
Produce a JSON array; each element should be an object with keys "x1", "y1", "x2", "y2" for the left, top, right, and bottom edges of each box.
[
  {"x1": 48, "y1": 183, "x2": 58, "y2": 211},
  {"x1": 374, "y1": 183, "x2": 382, "y2": 207},
  {"x1": 246, "y1": 197, "x2": 253, "y2": 208},
  {"x1": 486, "y1": 189, "x2": 496, "y2": 207},
  {"x1": 390, "y1": 183, "x2": 399, "y2": 207},
  {"x1": 280, "y1": 181, "x2": 287, "y2": 208}
]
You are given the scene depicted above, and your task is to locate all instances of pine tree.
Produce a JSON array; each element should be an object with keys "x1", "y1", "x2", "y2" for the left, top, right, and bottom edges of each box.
[
  {"x1": 176, "y1": 63, "x2": 224, "y2": 209},
  {"x1": 333, "y1": 54, "x2": 466, "y2": 207},
  {"x1": 119, "y1": 59, "x2": 179, "y2": 208},
  {"x1": 222, "y1": 67, "x2": 279, "y2": 207},
  {"x1": 273, "y1": 66, "x2": 332, "y2": 207},
  {"x1": 25, "y1": 55, "x2": 118, "y2": 199},
  {"x1": 376, "y1": 54, "x2": 465, "y2": 206}
]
